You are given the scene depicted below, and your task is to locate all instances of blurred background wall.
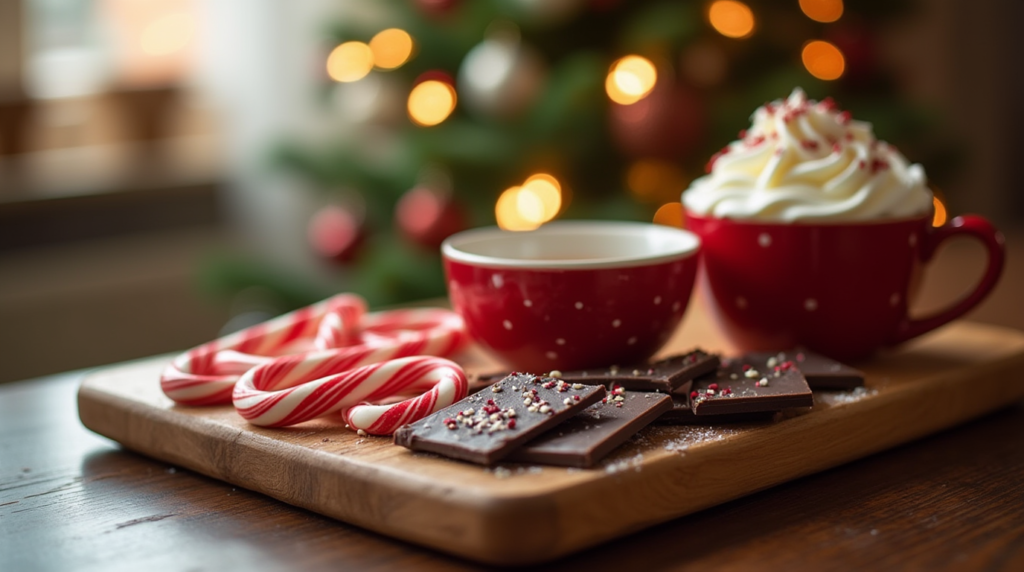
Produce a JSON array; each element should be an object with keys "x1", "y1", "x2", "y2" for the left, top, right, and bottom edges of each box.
[{"x1": 1, "y1": 0, "x2": 1022, "y2": 383}]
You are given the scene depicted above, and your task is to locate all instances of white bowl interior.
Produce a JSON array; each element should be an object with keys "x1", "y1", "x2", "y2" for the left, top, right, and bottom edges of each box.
[{"x1": 442, "y1": 221, "x2": 700, "y2": 269}]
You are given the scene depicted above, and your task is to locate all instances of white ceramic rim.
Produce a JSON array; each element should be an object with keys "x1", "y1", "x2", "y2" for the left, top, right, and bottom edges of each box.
[{"x1": 441, "y1": 220, "x2": 701, "y2": 270}]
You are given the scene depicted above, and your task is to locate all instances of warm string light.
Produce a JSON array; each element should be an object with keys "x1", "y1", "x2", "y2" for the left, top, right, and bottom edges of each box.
[
  {"x1": 327, "y1": 28, "x2": 414, "y2": 83},
  {"x1": 932, "y1": 196, "x2": 947, "y2": 227},
  {"x1": 653, "y1": 202, "x2": 685, "y2": 228},
  {"x1": 801, "y1": 40, "x2": 845, "y2": 80},
  {"x1": 627, "y1": 160, "x2": 687, "y2": 204},
  {"x1": 605, "y1": 56, "x2": 657, "y2": 105},
  {"x1": 327, "y1": 41, "x2": 374, "y2": 82},
  {"x1": 495, "y1": 174, "x2": 564, "y2": 231},
  {"x1": 369, "y1": 28, "x2": 414, "y2": 70},
  {"x1": 799, "y1": 0, "x2": 844, "y2": 23},
  {"x1": 708, "y1": 0, "x2": 755, "y2": 39},
  {"x1": 407, "y1": 79, "x2": 457, "y2": 126}
]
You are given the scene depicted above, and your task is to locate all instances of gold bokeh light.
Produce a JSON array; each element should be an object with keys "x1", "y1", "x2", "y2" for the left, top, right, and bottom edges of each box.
[
  {"x1": 627, "y1": 160, "x2": 687, "y2": 204},
  {"x1": 496, "y1": 174, "x2": 564, "y2": 231},
  {"x1": 369, "y1": 28, "x2": 414, "y2": 70},
  {"x1": 653, "y1": 202, "x2": 685, "y2": 229},
  {"x1": 708, "y1": 1, "x2": 755, "y2": 39},
  {"x1": 932, "y1": 196, "x2": 947, "y2": 227},
  {"x1": 605, "y1": 55, "x2": 657, "y2": 105},
  {"x1": 327, "y1": 41, "x2": 374, "y2": 83},
  {"x1": 799, "y1": 0, "x2": 844, "y2": 23},
  {"x1": 801, "y1": 40, "x2": 845, "y2": 80},
  {"x1": 407, "y1": 80, "x2": 457, "y2": 126},
  {"x1": 522, "y1": 174, "x2": 562, "y2": 222},
  {"x1": 496, "y1": 187, "x2": 538, "y2": 231}
]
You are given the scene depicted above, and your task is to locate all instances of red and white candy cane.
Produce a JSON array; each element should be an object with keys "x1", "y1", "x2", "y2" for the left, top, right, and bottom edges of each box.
[
  {"x1": 232, "y1": 354, "x2": 467, "y2": 434},
  {"x1": 160, "y1": 294, "x2": 469, "y2": 433}
]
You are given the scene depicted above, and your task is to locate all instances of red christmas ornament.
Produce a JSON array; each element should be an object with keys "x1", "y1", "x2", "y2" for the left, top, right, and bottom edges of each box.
[
  {"x1": 610, "y1": 81, "x2": 705, "y2": 160},
  {"x1": 826, "y1": 24, "x2": 877, "y2": 86},
  {"x1": 395, "y1": 186, "x2": 467, "y2": 250},
  {"x1": 308, "y1": 204, "x2": 365, "y2": 263},
  {"x1": 415, "y1": 0, "x2": 460, "y2": 17}
]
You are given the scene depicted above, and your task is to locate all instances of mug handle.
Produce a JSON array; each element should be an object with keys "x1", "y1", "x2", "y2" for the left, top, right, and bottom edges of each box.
[{"x1": 888, "y1": 215, "x2": 1006, "y2": 345}]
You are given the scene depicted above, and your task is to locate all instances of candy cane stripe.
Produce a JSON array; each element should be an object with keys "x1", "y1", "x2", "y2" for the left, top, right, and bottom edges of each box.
[{"x1": 161, "y1": 294, "x2": 468, "y2": 433}]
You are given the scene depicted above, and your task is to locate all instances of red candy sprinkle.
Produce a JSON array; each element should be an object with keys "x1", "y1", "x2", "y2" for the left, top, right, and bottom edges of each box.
[
  {"x1": 820, "y1": 97, "x2": 837, "y2": 111},
  {"x1": 690, "y1": 391, "x2": 699, "y2": 399},
  {"x1": 832, "y1": 143, "x2": 842, "y2": 154},
  {"x1": 723, "y1": 388, "x2": 732, "y2": 395},
  {"x1": 507, "y1": 419, "x2": 516, "y2": 429},
  {"x1": 801, "y1": 140, "x2": 819, "y2": 150},
  {"x1": 705, "y1": 146, "x2": 731, "y2": 174},
  {"x1": 708, "y1": 383, "x2": 719, "y2": 391},
  {"x1": 742, "y1": 364, "x2": 752, "y2": 371},
  {"x1": 837, "y1": 110, "x2": 852, "y2": 125}
]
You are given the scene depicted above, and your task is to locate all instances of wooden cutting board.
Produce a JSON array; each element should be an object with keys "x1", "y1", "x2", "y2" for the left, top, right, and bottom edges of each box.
[{"x1": 77, "y1": 303, "x2": 1024, "y2": 566}]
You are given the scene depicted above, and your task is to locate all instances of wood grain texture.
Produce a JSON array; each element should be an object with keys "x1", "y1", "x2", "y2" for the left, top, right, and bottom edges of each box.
[
  {"x1": 75, "y1": 306, "x2": 1024, "y2": 566},
  {"x1": 4, "y1": 369, "x2": 1024, "y2": 571}
]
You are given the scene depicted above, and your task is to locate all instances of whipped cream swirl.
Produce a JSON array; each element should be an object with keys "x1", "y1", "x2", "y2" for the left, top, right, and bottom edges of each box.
[{"x1": 682, "y1": 88, "x2": 932, "y2": 222}]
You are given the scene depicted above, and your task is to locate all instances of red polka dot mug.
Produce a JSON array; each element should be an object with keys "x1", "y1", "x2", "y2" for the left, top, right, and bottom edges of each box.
[
  {"x1": 686, "y1": 212, "x2": 1005, "y2": 361},
  {"x1": 442, "y1": 221, "x2": 702, "y2": 372}
]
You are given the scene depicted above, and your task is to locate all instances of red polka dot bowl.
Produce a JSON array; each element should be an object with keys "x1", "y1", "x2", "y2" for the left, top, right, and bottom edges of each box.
[
  {"x1": 686, "y1": 212, "x2": 1005, "y2": 361},
  {"x1": 442, "y1": 221, "x2": 701, "y2": 372}
]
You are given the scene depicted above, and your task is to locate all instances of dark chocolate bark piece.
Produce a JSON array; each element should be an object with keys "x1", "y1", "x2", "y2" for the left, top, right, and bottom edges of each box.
[
  {"x1": 393, "y1": 373, "x2": 606, "y2": 465},
  {"x1": 506, "y1": 390, "x2": 672, "y2": 468},
  {"x1": 656, "y1": 396, "x2": 779, "y2": 425},
  {"x1": 741, "y1": 350, "x2": 864, "y2": 390},
  {"x1": 554, "y1": 349, "x2": 720, "y2": 393},
  {"x1": 690, "y1": 356, "x2": 813, "y2": 415}
]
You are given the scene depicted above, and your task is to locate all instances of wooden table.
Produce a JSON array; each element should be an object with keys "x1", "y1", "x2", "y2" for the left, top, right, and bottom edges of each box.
[{"x1": 2, "y1": 362, "x2": 1023, "y2": 571}]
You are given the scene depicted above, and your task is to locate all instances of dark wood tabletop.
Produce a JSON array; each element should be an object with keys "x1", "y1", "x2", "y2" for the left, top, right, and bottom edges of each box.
[{"x1": 2, "y1": 367, "x2": 1023, "y2": 571}]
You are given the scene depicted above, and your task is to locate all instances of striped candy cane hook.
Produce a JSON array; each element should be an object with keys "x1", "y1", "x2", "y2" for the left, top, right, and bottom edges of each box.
[
  {"x1": 160, "y1": 294, "x2": 470, "y2": 434},
  {"x1": 233, "y1": 355, "x2": 468, "y2": 434}
]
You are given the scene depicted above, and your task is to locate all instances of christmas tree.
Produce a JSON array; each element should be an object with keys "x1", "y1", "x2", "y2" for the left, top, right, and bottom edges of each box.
[{"x1": 207, "y1": 0, "x2": 943, "y2": 314}]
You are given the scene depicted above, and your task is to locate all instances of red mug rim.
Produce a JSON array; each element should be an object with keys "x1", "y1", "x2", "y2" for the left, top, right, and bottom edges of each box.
[
  {"x1": 684, "y1": 210, "x2": 932, "y2": 227},
  {"x1": 441, "y1": 221, "x2": 701, "y2": 270}
]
